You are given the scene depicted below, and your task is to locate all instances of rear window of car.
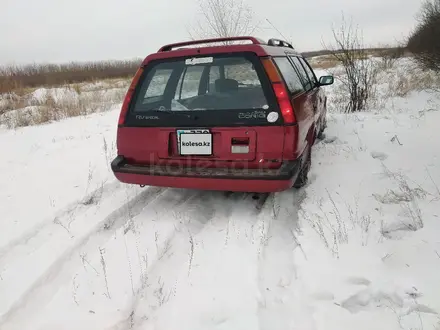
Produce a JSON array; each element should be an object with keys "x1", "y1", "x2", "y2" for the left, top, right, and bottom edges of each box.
[{"x1": 131, "y1": 54, "x2": 270, "y2": 113}]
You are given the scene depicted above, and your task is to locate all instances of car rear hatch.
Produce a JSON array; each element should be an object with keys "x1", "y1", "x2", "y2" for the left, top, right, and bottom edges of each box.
[{"x1": 118, "y1": 52, "x2": 287, "y2": 169}]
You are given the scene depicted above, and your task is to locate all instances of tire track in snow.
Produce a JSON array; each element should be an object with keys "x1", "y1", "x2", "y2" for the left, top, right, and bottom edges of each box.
[
  {"x1": 109, "y1": 191, "x2": 237, "y2": 330},
  {"x1": 257, "y1": 189, "x2": 315, "y2": 330},
  {"x1": 124, "y1": 193, "x2": 272, "y2": 330},
  {"x1": 0, "y1": 185, "x2": 182, "y2": 328},
  {"x1": 0, "y1": 180, "x2": 122, "y2": 264}
]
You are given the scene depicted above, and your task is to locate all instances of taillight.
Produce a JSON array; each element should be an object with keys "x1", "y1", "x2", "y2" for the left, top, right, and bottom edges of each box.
[
  {"x1": 272, "y1": 83, "x2": 295, "y2": 123},
  {"x1": 262, "y1": 58, "x2": 296, "y2": 124},
  {"x1": 118, "y1": 67, "x2": 144, "y2": 126}
]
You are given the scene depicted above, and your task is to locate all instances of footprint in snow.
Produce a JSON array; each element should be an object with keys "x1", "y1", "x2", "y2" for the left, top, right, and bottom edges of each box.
[
  {"x1": 322, "y1": 136, "x2": 339, "y2": 144},
  {"x1": 311, "y1": 291, "x2": 335, "y2": 301},
  {"x1": 371, "y1": 151, "x2": 388, "y2": 161},
  {"x1": 346, "y1": 276, "x2": 371, "y2": 286},
  {"x1": 339, "y1": 283, "x2": 437, "y2": 316}
]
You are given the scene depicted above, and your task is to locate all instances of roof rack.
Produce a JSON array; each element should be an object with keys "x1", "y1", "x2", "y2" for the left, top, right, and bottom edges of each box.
[
  {"x1": 267, "y1": 38, "x2": 294, "y2": 49},
  {"x1": 158, "y1": 36, "x2": 266, "y2": 52}
]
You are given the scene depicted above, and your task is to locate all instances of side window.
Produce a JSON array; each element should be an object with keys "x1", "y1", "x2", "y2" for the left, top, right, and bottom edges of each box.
[
  {"x1": 144, "y1": 69, "x2": 173, "y2": 98},
  {"x1": 273, "y1": 57, "x2": 305, "y2": 95},
  {"x1": 290, "y1": 56, "x2": 312, "y2": 91},
  {"x1": 298, "y1": 57, "x2": 318, "y2": 86},
  {"x1": 175, "y1": 66, "x2": 205, "y2": 99}
]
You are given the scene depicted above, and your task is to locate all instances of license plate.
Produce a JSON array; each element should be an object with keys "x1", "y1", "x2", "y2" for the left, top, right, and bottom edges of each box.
[{"x1": 177, "y1": 129, "x2": 212, "y2": 156}]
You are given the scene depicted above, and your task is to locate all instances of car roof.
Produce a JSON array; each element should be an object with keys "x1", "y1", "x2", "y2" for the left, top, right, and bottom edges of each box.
[{"x1": 142, "y1": 36, "x2": 301, "y2": 65}]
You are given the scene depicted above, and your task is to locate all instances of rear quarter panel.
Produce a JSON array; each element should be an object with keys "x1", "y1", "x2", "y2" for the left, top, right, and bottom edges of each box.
[{"x1": 290, "y1": 92, "x2": 315, "y2": 159}]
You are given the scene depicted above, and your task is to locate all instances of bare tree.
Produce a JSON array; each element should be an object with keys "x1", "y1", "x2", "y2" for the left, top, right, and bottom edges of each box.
[
  {"x1": 407, "y1": 0, "x2": 440, "y2": 71},
  {"x1": 188, "y1": 0, "x2": 258, "y2": 43},
  {"x1": 323, "y1": 16, "x2": 377, "y2": 112}
]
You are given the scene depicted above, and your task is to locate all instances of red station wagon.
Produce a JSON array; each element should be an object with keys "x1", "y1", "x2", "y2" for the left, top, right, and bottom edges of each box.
[{"x1": 111, "y1": 36, "x2": 334, "y2": 193}]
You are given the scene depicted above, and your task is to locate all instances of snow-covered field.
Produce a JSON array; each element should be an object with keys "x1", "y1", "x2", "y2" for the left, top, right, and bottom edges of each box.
[
  {"x1": 0, "y1": 79, "x2": 130, "y2": 129},
  {"x1": 0, "y1": 57, "x2": 440, "y2": 330}
]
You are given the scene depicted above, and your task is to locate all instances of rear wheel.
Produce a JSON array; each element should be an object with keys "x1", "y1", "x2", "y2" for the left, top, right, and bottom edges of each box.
[
  {"x1": 293, "y1": 144, "x2": 311, "y2": 189},
  {"x1": 317, "y1": 116, "x2": 327, "y2": 140}
]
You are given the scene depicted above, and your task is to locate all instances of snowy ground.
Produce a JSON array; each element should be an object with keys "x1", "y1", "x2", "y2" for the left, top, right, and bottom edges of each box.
[
  {"x1": 0, "y1": 79, "x2": 129, "y2": 129},
  {"x1": 0, "y1": 57, "x2": 440, "y2": 330}
]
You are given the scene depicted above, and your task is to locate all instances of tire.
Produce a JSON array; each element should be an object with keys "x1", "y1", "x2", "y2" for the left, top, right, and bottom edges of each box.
[
  {"x1": 293, "y1": 143, "x2": 312, "y2": 189},
  {"x1": 317, "y1": 116, "x2": 327, "y2": 140}
]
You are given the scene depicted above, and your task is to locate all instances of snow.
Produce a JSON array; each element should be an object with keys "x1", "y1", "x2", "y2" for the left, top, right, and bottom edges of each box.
[
  {"x1": 0, "y1": 80, "x2": 129, "y2": 129},
  {"x1": 296, "y1": 106, "x2": 440, "y2": 330},
  {"x1": 1, "y1": 57, "x2": 440, "y2": 330}
]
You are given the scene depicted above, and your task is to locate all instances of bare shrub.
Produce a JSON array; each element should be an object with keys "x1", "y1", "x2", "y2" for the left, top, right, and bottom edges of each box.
[
  {"x1": 188, "y1": 0, "x2": 258, "y2": 42},
  {"x1": 323, "y1": 16, "x2": 378, "y2": 112},
  {"x1": 407, "y1": 0, "x2": 440, "y2": 71}
]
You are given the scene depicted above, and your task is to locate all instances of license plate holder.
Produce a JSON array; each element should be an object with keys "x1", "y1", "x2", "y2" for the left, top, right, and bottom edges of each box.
[{"x1": 177, "y1": 129, "x2": 212, "y2": 156}]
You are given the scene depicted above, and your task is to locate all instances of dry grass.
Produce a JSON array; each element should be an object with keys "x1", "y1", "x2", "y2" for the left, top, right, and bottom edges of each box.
[
  {"x1": 0, "y1": 78, "x2": 130, "y2": 129},
  {"x1": 309, "y1": 47, "x2": 408, "y2": 70},
  {"x1": 309, "y1": 55, "x2": 341, "y2": 70},
  {"x1": 0, "y1": 59, "x2": 140, "y2": 128},
  {"x1": 0, "y1": 60, "x2": 141, "y2": 94},
  {"x1": 390, "y1": 70, "x2": 440, "y2": 97},
  {"x1": 303, "y1": 46, "x2": 406, "y2": 58}
]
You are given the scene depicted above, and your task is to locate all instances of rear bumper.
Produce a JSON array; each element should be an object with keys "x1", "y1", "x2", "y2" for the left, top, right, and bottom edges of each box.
[{"x1": 111, "y1": 156, "x2": 301, "y2": 193}]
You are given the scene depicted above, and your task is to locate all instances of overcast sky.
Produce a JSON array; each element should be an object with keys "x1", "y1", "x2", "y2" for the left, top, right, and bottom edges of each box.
[{"x1": 1, "y1": 0, "x2": 422, "y2": 65}]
